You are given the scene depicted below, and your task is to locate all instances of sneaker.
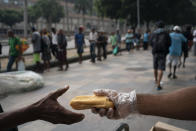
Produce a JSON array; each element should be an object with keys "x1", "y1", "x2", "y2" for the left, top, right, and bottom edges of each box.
[
  {"x1": 157, "y1": 86, "x2": 163, "y2": 91},
  {"x1": 173, "y1": 75, "x2": 178, "y2": 79},
  {"x1": 168, "y1": 73, "x2": 172, "y2": 78}
]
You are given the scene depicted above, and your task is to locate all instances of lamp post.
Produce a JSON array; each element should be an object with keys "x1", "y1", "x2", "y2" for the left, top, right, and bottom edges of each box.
[
  {"x1": 64, "y1": 0, "x2": 70, "y2": 32},
  {"x1": 24, "y1": 0, "x2": 28, "y2": 38},
  {"x1": 137, "y1": 0, "x2": 140, "y2": 28}
]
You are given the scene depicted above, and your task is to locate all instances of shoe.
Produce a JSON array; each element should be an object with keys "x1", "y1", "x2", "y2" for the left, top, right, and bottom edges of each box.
[
  {"x1": 157, "y1": 86, "x2": 163, "y2": 91},
  {"x1": 168, "y1": 73, "x2": 172, "y2": 78},
  {"x1": 173, "y1": 75, "x2": 178, "y2": 79}
]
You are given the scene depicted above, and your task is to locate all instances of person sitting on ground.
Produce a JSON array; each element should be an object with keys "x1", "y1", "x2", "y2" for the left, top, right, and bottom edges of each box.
[
  {"x1": 168, "y1": 26, "x2": 187, "y2": 79},
  {"x1": 0, "y1": 86, "x2": 85, "y2": 130},
  {"x1": 91, "y1": 86, "x2": 196, "y2": 121},
  {"x1": 75, "y1": 26, "x2": 85, "y2": 64}
]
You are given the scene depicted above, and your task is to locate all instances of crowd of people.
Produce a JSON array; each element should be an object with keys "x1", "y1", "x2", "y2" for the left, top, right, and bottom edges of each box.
[
  {"x1": 0, "y1": 21, "x2": 196, "y2": 130},
  {"x1": 0, "y1": 22, "x2": 196, "y2": 85}
]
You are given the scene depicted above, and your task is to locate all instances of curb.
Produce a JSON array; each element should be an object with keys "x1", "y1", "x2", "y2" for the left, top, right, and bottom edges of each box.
[{"x1": 0, "y1": 48, "x2": 126, "y2": 73}]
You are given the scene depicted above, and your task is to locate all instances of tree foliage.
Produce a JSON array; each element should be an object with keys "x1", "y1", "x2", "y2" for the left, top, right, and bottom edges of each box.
[
  {"x1": 74, "y1": 0, "x2": 93, "y2": 15},
  {"x1": 0, "y1": 9, "x2": 23, "y2": 28},
  {"x1": 28, "y1": 6, "x2": 40, "y2": 25},
  {"x1": 95, "y1": 0, "x2": 196, "y2": 26},
  {"x1": 32, "y1": 0, "x2": 64, "y2": 27}
]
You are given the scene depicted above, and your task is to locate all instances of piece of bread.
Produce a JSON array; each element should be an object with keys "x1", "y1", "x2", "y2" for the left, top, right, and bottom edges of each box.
[{"x1": 70, "y1": 95, "x2": 114, "y2": 110}]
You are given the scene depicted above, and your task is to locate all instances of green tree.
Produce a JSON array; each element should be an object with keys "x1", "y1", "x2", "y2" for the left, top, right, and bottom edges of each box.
[
  {"x1": 74, "y1": 0, "x2": 93, "y2": 26},
  {"x1": 28, "y1": 6, "x2": 40, "y2": 27},
  {"x1": 95, "y1": 0, "x2": 196, "y2": 28},
  {"x1": 33, "y1": 0, "x2": 64, "y2": 29},
  {"x1": 0, "y1": 9, "x2": 23, "y2": 28}
]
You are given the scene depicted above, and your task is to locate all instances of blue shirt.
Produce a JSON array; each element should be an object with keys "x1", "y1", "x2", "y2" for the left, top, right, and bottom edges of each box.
[
  {"x1": 75, "y1": 33, "x2": 85, "y2": 46},
  {"x1": 169, "y1": 32, "x2": 187, "y2": 56},
  {"x1": 125, "y1": 33, "x2": 134, "y2": 43},
  {"x1": 143, "y1": 33, "x2": 149, "y2": 42}
]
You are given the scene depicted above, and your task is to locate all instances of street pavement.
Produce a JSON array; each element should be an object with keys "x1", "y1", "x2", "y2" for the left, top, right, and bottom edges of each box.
[{"x1": 0, "y1": 50, "x2": 196, "y2": 131}]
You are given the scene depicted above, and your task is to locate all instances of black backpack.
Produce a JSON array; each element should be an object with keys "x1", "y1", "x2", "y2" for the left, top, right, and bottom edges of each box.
[{"x1": 151, "y1": 31, "x2": 171, "y2": 55}]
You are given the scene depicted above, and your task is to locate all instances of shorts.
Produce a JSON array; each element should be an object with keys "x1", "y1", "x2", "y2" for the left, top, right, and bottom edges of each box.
[
  {"x1": 167, "y1": 55, "x2": 180, "y2": 67},
  {"x1": 77, "y1": 45, "x2": 84, "y2": 54},
  {"x1": 153, "y1": 54, "x2": 166, "y2": 71},
  {"x1": 33, "y1": 53, "x2": 41, "y2": 63}
]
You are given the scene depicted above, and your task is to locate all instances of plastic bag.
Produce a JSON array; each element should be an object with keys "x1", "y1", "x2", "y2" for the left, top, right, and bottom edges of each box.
[
  {"x1": 0, "y1": 71, "x2": 44, "y2": 95},
  {"x1": 17, "y1": 60, "x2": 25, "y2": 71}
]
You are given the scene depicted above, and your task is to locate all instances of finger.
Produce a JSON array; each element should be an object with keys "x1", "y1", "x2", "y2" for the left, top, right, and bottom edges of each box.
[
  {"x1": 50, "y1": 86, "x2": 69, "y2": 100},
  {"x1": 99, "y1": 108, "x2": 107, "y2": 117},
  {"x1": 106, "y1": 108, "x2": 114, "y2": 119}
]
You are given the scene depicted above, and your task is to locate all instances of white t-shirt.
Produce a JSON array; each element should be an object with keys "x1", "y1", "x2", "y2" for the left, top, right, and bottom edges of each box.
[
  {"x1": 193, "y1": 30, "x2": 196, "y2": 42},
  {"x1": 89, "y1": 32, "x2": 98, "y2": 42},
  {"x1": 52, "y1": 33, "x2": 58, "y2": 45}
]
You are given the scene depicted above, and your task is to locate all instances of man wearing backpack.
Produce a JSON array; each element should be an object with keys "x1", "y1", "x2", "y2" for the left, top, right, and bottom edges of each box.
[
  {"x1": 7, "y1": 30, "x2": 22, "y2": 72},
  {"x1": 150, "y1": 21, "x2": 171, "y2": 90}
]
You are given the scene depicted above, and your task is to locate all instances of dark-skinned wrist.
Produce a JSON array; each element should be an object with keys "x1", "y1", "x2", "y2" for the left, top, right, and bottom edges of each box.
[{"x1": 25, "y1": 104, "x2": 40, "y2": 121}]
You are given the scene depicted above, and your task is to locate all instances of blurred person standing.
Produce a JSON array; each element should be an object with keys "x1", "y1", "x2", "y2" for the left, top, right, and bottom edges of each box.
[
  {"x1": 125, "y1": 29, "x2": 134, "y2": 53},
  {"x1": 57, "y1": 29, "x2": 69, "y2": 71},
  {"x1": 134, "y1": 29, "x2": 142, "y2": 50},
  {"x1": 41, "y1": 29, "x2": 51, "y2": 72},
  {"x1": 75, "y1": 27, "x2": 85, "y2": 64},
  {"x1": 51, "y1": 28, "x2": 59, "y2": 58},
  {"x1": 89, "y1": 28, "x2": 98, "y2": 63},
  {"x1": 97, "y1": 30, "x2": 104, "y2": 61},
  {"x1": 143, "y1": 30, "x2": 150, "y2": 50},
  {"x1": 193, "y1": 28, "x2": 196, "y2": 56},
  {"x1": 110, "y1": 32, "x2": 117, "y2": 49},
  {"x1": 0, "y1": 42, "x2": 2, "y2": 71},
  {"x1": 181, "y1": 26, "x2": 193, "y2": 68},
  {"x1": 7, "y1": 30, "x2": 22, "y2": 72},
  {"x1": 150, "y1": 21, "x2": 171, "y2": 90},
  {"x1": 102, "y1": 31, "x2": 108, "y2": 59},
  {"x1": 116, "y1": 30, "x2": 122, "y2": 55},
  {"x1": 32, "y1": 27, "x2": 43, "y2": 73},
  {"x1": 168, "y1": 26, "x2": 187, "y2": 79}
]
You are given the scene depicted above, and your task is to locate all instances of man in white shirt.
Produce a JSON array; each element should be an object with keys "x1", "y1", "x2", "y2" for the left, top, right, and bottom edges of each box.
[
  {"x1": 193, "y1": 29, "x2": 196, "y2": 56},
  {"x1": 51, "y1": 28, "x2": 58, "y2": 58},
  {"x1": 89, "y1": 28, "x2": 98, "y2": 63}
]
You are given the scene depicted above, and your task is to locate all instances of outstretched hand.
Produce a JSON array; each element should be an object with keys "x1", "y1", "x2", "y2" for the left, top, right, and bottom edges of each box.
[{"x1": 31, "y1": 86, "x2": 85, "y2": 125}]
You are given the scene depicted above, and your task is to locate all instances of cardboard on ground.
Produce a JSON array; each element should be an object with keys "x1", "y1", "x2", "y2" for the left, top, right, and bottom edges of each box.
[{"x1": 150, "y1": 122, "x2": 189, "y2": 131}]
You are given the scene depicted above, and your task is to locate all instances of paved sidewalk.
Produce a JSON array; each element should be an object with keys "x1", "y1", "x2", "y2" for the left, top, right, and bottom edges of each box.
[{"x1": 0, "y1": 50, "x2": 196, "y2": 131}]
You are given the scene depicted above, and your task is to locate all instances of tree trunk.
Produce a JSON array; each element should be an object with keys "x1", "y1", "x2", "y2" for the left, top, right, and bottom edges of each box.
[
  {"x1": 24, "y1": 0, "x2": 28, "y2": 38},
  {"x1": 82, "y1": 12, "x2": 85, "y2": 27},
  {"x1": 146, "y1": 21, "x2": 150, "y2": 30}
]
